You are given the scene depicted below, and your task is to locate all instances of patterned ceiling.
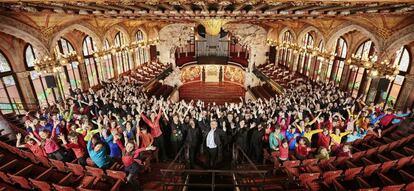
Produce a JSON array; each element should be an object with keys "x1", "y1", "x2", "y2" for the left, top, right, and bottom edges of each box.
[{"x1": 1, "y1": 0, "x2": 413, "y2": 24}]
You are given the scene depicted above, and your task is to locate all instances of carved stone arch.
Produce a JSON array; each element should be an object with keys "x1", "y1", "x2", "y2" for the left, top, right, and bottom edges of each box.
[
  {"x1": 298, "y1": 25, "x2": 325, "y2": 47},
  {"x1": 0, "y1": 43, "x2": 16, "y2": 69},
  {"x1": 278, "y1": 27, "x2": 297, "y2": 43},
  {"x1": 104, "y1": 24, "x2": 131, "y2": 44},
  {"x1": 50, "y1": 23, "x2": 103, "y2": 53},
  {"x1": 326, "y1": 22, "x2": 381, "y2": 52},
  {"x1": 381, "y1": 24, "x2": 414, "y2": 60},
  {"x1": 150, "y1": 27, "x2": 160, "y2": 40},
  {"x1": 132, "y1": 26, "x2": 148, "y2": 41},
  {"x1": 0, "y1": 16, "x2": 49, "y2": 57},
  {"x1": 158, "y1": 23, "x2": 195, "y2": 65}
]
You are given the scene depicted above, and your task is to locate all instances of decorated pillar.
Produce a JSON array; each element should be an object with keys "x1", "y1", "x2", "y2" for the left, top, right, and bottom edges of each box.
[
  {"x1": 15, "y1": 71, "x2": 38, "y2": 110},
  {"x1": 77, "y1": 58, "x2": 90, "y2": 91},
  {"x1": 320, "y1": 60, "x2": 329, "y2": 82},
  {"x1": 365, "y1": 77, "x2": 379, "y2": 104},
  {"x1": 395, "y1": 74, "x2": 414, "y2": 110}
]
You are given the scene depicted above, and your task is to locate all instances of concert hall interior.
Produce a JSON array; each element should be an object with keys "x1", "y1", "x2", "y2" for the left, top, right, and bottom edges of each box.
[{"x1": 1, "y1": 0, "x2": 414, "y2": 190}]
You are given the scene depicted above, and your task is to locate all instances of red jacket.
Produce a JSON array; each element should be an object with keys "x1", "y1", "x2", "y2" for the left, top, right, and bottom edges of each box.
[
  {"x1": 317, "y1": 133, "x2": 331, "y2": 149},
  {"x1": 141, "y1": 109, "x2": 163, "y2": 138},
  {"x1": 295, "y1": 145, "x2": 310, "y2": 157}
]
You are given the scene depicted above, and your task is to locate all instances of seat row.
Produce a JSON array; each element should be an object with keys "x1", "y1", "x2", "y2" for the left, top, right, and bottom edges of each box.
[{"x1": 0, "y1": 139, "x2": 127, "y2": 191}]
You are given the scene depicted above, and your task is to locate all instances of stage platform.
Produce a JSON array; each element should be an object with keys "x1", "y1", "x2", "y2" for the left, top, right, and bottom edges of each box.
[{"x1": 179, "y1": 82, "x2": 245, "y2": 104}]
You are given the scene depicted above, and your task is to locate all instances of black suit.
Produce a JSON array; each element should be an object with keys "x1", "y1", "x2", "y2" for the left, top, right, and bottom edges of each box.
[
  {"x1": 204, "y1": 128, "x2": 224, "y2": 168},
  {"x1": 185, "y1": 126, "x2": 201, "y2": 167}
]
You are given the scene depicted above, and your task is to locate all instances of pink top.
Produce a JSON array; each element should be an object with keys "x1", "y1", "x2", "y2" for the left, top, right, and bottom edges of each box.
[{"x1": 34, "y1": 126, "x2": 60, "y2": 154}]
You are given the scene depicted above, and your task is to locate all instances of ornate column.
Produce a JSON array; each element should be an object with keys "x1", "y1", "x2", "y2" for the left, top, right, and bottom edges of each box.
[
  {"x1": 365, "y1": 77, "x2": 379, "y2": 104},
  {"x1": 130, "y1": 48, "x2": 137, "y2": 69},
  {"x1": 396, "y1": 74, "x2": 414, "y2": 110},
  {"x1": 15, "y1": 71, "x2": 38, "y2": 110},
  {"x1": 111, "y1": 53, "x2": 119, "y2": 77},
  {"x1": 320, "y1": 60, "x2": 329, "y2": 82},
  {"x1": 77, "y1": 58, "x2": 90, "y2": 91}
]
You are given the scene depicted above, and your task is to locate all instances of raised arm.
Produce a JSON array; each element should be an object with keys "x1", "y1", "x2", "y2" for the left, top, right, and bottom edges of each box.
[
  {"x1": 15, "y1": 133, "x2": 26, "y2": 148},
  {"x1": 87, "y1": 139, "x2": 93, "y2": 153},
  {"x1": 140, "y1": 112, "x2": 152, "y2": 126}
]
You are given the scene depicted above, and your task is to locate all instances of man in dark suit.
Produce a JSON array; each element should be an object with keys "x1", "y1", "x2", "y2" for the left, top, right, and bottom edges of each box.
[{"x1": 205, "y1": 120, "x2": 223, "y2": 169}]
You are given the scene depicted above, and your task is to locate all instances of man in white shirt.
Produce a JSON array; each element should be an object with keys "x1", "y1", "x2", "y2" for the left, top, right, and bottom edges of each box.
[{"x1": 206, "y1": 120, "x2": 220, "y2": 168}]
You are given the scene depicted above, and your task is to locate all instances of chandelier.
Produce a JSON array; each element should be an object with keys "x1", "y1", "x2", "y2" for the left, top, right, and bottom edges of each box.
[
  {"x1": 34, "y1": 51, "x2": 80, "y2": 74},
  {"x1": 267, "y1": 39, "x2": 336, "y2": 62},
  {"x1": 198, "y1": 19, "x2": 228, "y2": 36},
  {"x1": 347, "y1": 54, "x2": 399, "y2": 80},
  {"x1": 93, "y1": 38, "x2": 160, "y2": 59},
  {"x1": 266, "y1": 38, "x2": 400, "y2": 80}
]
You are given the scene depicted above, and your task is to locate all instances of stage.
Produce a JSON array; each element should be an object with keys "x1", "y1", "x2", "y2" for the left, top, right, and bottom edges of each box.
[{"x1": 179, "y1": 82, "x2": 245, "y2": 104}]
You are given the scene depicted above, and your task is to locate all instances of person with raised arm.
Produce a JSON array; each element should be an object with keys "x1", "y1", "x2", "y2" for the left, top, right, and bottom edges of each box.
[{"x1": 141, "y1": 102, "x2": 166, "y2": 161}]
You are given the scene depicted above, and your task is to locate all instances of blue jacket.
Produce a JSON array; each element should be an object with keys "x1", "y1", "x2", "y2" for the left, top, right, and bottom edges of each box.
[
  {"x1": 87, "y1": 140, "x2": 111, "y2": 168},
  {"x1": 285, "y1": 130, "x2": 304, "y2": 150}
]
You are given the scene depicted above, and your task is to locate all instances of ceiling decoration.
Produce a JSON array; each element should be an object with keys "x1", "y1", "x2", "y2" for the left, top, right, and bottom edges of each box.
[
  {"x1": 198, "y1": 19, "x2": 228, "y2": 36},
  {"x1": 0, "y1": 0, "x2": 413, "y2": 23}
]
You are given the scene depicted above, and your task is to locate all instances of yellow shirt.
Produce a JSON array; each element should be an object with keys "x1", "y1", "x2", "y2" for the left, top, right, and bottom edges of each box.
[
  {"x1": 76, "y1": 128, "x2": 100, "y2": 141},
  {"x1": 296, "y1": 125, "x2": 322, "y2": 142},
  {"x1": 330, "y1": 131, "x2": 350, "y2": 145}
]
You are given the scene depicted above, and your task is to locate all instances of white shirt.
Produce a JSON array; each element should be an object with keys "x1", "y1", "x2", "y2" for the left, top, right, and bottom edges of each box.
[{"x1": 206, "y1": 129, "x2": 217, "y2": 149}]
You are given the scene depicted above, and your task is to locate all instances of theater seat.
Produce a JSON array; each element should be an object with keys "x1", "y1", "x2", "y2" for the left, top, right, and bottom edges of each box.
[
  {"x1": 52, "y1": 183, "x2": 76, "y2": 191},
  {"x1": 29, "y1": 178, "x2": 52, "y2": 191},
  {"x1": 381, "y1": 184, "x2": 406, "y2": 191},
  {"x1": 8, "y1": 173, "x2": 32, "y2": 189},
  {"x1": 343, "y1": 167, "x2": 363, "y2": 181},
  {"x1": 322, "y1": 170, "x2": 343, "y2": 185},
  {"x1": 66, "y1": 162, "x2": 85, "y2": 176},
  {"x1": 50, "y1": 159, "x2": 68, "y2": 172}
]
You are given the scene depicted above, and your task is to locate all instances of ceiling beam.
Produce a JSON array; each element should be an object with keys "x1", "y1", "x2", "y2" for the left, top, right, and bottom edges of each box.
[{"x1": 136, "y1": 3, "x2": 157, "y2": 11}]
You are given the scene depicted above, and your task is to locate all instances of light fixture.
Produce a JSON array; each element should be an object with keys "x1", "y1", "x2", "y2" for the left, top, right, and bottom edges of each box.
[{"x1": 198, "y1": 19, "x2": 228, "y2": 36}]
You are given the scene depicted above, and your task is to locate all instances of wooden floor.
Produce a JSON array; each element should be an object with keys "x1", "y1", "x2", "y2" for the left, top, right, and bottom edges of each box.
[{"x1": 179, "y1": 82, "x2": 245, "y2": 104}]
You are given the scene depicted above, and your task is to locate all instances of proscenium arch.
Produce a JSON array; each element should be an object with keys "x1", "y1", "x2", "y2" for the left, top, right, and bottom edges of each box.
[
  {"x1": 298, "y1": 26, "x2": 325, "y2": 47},
  {"x1": 326, "y1": 23, "x2": 381, "y2": 52},
  {"x1": 0, "y1": 16, "x2": 49, "y2": 57},
  {"x1": 278, "y1": 27, "x2": 297, "y2": 43},
  {"x1": 50, "y1": 23, "x2": 103, "y2": 53}
]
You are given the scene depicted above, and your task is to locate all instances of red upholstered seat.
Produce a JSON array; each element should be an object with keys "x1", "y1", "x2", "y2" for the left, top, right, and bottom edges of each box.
[
  {"x1": 298, "y1": 173, "x2": 320, "y2": 186},
  {"x1": 362, "y1": 164, "x2": 381, "y2": 177},
  {"x1": 396, "y1": 156, "x2": 413, "y2": 169},
  {"x1": 106, "y1": 170, "x2": 126, "y2": 180},
  {"x1": 52, "y1": 183, "x2": 76, "y2": 191},
  {"x1": 66, "y1": 162, "x2": 85, "y2": 176},
  {"x1": 50, "y1": 159, "x2": 68, "y2": 172},
  {"x1": 283, "y1": 160, "x2": 301, "y2": 168},
  {"x1": 29, "y1": 178, "x2": 52, "y2": 191},
  {"x1": 381, "y1": 184, "x2": 406, "y2": 191},
  {"x1": 343, "y1": 167, "x2": 362, "y2": 181},
  {"x1": 322, "y1": 170, "x2": 343, "y2": 185},
  {"x1": 8, "y1": 174, "x2": 32, "y2": 189}
]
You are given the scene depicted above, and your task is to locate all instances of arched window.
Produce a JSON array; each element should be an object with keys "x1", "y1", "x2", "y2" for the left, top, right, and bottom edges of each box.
[
  {"x1": 349, "y1": 40, "x2": 375, "y2": 97},
  {"x1": 103, "y1": 40, "x2": 114, "y2": 79},
  {"x1": 135, "y1": 30, "x2": 148, "y2": 66},
  {"x1": 0, "y1": 50, "x2": 23, "y2": 114},
  {"x1": 55, "y1": 38, "x2": 82, "y2": 97},
  {"x1": 329, "y1": 37, "x2": 347, "y2": 83},
  {"x1": 83, "y1": 36, "x2": 100, "y2": 87},
  {"x1": 280, "y1": 31, "x2": 293, "y2": 67},
  {"x1": 25, "y1": 44, "x2": 56, "y2": 106},
  {"x1": 297, "y1": 32, "x2": 314, "y2": 75},
  {"x1": 384, "y1": 46, "x2": 410, "y2": 106},
  {"x1": 114, "y1": 32, "x2": 131, "y2": 74}
]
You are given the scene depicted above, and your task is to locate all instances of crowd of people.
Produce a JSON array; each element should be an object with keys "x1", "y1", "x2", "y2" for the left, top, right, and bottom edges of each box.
[{"x1": 15, "y1": 75, "x2": 413, "y2": 185}]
